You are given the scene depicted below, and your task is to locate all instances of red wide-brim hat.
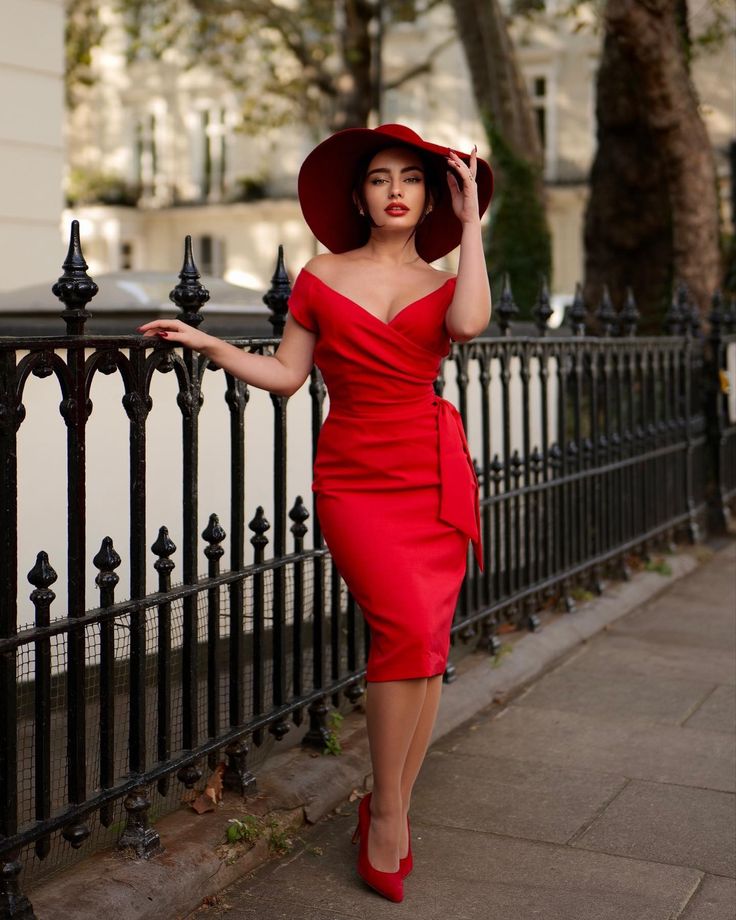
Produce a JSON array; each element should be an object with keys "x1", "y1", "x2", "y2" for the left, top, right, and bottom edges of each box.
[{"x1": 297, "y1": 123, "x2": 494, "y2": 264}]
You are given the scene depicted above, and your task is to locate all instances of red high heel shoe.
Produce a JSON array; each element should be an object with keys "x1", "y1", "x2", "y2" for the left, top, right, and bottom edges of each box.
[
  {"x1": 351, "y1": 793, "x2": 404, "y2": 902},
  {"x1": 399, "y1": 814, "x2": 413, "y2": 878}
]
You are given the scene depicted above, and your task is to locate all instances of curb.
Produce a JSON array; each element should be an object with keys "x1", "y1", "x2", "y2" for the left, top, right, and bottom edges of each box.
[{"x1": 29, "y1": 545, "x2": 712, "y2": 920}]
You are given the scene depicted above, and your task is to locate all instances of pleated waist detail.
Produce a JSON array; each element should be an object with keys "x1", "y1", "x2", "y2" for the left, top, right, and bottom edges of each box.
[{"x1": 314, "y1": 396, "x2": 483, "y2": 571}]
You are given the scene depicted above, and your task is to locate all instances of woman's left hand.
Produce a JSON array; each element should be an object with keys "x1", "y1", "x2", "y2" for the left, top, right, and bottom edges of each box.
[{"x1": 446, "y1": 146, "x2": 480, "y2": 225}]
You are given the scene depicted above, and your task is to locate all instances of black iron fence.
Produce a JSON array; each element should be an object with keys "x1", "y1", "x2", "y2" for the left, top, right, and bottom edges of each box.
[{"x1": 1, "y1": 222, "x2": 735, "y2": 918}]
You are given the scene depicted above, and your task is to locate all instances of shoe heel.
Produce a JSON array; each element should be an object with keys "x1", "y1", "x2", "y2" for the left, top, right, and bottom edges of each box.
[{"x1": 351, "y1": 824, "x2": 360, "y2": 845}]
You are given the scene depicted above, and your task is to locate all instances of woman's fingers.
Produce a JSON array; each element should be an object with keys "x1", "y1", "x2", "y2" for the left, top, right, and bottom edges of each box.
[{"x1": 136, "y1": 319, "x2": 183, "y2": 336}]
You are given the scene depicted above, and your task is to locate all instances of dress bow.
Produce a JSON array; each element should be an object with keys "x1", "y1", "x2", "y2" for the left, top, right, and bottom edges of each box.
[{"x1": 435, "y1": 398, "x2": 483, "y2": 571}]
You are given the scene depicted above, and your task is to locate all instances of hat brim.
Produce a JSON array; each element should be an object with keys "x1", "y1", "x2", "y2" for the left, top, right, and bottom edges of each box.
[{"x1": 297, "y1": 124, "x2": 494, "y2": 264}]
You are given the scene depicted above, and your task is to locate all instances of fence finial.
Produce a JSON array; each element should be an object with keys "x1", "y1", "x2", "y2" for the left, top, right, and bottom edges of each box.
[
  {"x1": 532, "y1": 276, "x2": 553, "y2": 335},
  {"x1": 496, "y1": 273, "x2": 519, "y2": 336},
  {"x1": 263, "y1": 244, "x2": 291, "y2": 337},
  {"x1": 568, "y1": 282, "x2": 587, "y2": 336},
  {"x1": 620, "y1": 287, "x2": 640, "y2": 337},
  {"x1": 596, "y1": 285, "x2": 616, "y2": 337},
  {"x1": 169, "y1": 236, "x2": 210, "y2": 327},
  {"x1": 53, "y1": 220, "x2": 98, "y2": 335},
  {"x1": 664, "y1": 281, "x2": 686, "y2": 335}
]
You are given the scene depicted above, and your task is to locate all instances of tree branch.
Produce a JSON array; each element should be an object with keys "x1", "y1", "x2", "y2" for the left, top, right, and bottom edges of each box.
[{"x1": 382, "y1": 34, "x2": 456, "y2": 91}]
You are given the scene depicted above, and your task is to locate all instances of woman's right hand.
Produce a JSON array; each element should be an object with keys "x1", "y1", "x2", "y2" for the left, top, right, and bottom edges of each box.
[{"x1": 136, "y1": 319, "x2": 214, "y2": 353}]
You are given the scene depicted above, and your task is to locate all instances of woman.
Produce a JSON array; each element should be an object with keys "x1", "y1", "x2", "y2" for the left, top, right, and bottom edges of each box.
[{"x1": 138, "y1": 123, "x2": 493, "y2": 903}]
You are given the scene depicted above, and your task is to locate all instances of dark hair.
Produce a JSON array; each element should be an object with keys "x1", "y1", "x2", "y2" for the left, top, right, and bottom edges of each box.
[{"x1": 351, "y1": 144, "x2": 445, "y2": 252}]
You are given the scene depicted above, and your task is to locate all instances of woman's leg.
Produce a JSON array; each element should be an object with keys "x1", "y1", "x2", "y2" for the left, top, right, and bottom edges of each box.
[
  {"x1": 398, "y1": 673, "x2": 443, "y2": 856},
  {"x1": 365, "y1": 677, "x2": 428, "y2": 871}
]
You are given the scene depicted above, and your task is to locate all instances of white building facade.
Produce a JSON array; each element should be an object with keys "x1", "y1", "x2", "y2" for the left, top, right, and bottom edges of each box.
[{"x1": 0, "y1": 0, "x2": 66, "y2": 292}]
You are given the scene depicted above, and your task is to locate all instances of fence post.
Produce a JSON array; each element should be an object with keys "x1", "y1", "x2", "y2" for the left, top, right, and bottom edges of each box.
[
  {"x1": 0, "y1": 350, "x2": 36, "y2": 920},
  {"x1": 705, "y1": 291, "x2": 731, "y2": 533}
]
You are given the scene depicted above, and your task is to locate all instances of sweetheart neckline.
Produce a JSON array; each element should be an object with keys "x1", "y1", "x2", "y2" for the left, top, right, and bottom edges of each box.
[{"x1": 301, "y1": 267, "x2": 455, "y2": 327}]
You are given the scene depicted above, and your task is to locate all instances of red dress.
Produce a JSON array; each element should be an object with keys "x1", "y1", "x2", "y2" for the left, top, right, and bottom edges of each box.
[{"x1": 288, "y1": 267, "x2": 482, "y2": 682}]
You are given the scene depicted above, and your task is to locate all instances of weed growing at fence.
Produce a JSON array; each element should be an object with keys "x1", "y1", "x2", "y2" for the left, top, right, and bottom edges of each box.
[
  {"x1": 267, "y1": 817, "x2": 293, "y2": 855},
  {"x1": 226, "y1": 815, "x2": 263, "y2": 846},
  {"x1": 644, "y1": 557, "x2": 673, "y2": 576},
  {"x1": 322, "y1": 710, "x2": 345, "y2": 756}
]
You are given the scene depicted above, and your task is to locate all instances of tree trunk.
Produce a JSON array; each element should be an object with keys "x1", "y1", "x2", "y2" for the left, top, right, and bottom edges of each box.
[
  {"x1": 449, "y1": 0, "x2": 551, "y2": 315},
  {"x1": 583, "y1": 31, "x2": 674, "y2": 333},
  {"x1": 449, "y1": 0, "x2": 543, "y2": 170},
  {"x1": 330, "y1": 0, "x2": 376, "y2": 130},
  {"x1": 590, "y1": 0, "x2": 721, "y2": 321}
]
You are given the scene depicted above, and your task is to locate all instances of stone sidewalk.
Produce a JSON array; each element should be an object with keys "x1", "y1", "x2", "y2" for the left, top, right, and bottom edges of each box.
[{"x1": 191, "y1": 541, "x2": 736, "y2": 920}]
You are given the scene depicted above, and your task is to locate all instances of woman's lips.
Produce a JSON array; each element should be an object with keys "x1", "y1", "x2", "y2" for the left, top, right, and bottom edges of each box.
[{"x1": 385, "y1": 205, "x2": 409, "y2": 216}]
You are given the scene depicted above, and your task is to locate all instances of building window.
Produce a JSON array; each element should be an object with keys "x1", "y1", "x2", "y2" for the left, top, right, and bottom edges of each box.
[
  {"x1": 200, "y1": 107, "x2": 228, "y2": 201},
  {"x1": 525, "y1": 68, "x2": 556, "y2": 179},
  {"x1": 529, "y1": 75, "x2": 547, "y2": 151},
  {"x1": 134, "y1": 113, "x2": 158, "y2": 198},
  {"x1": 193, "y1": 235, "x2": 225, "y2": 277},
  {"x1": 120, "y1": 241, "x2": 134, "y2": 270}
]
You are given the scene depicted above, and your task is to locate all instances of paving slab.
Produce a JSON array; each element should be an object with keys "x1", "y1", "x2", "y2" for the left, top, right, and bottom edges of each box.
[
  {"x1": 214, "y1": 815, "x2": 703, "y2": 920},
  {"x1": 610, "y1": 592, "x2": 735, "y2": 651},
  {"x1": 433, "y1": 704, "x2": 736, "y2": 792},
  {"x1": 683, "y1": 684, "x2": 736, "y2": 734},
  {"x1": 406, "y1": 747, "x2": 627, "y2": 844},
  {"x1": 679, "y1": 875, "x2": 736, "y2": 920},
  {"x1": 550, "y1": 632, "x2": 735, "y2": 687},
  {"x1": 571, "y1": 779, "x2": 736, "y2": 877},
  {"x1": 512, "y1": 644, "x2": 717, "y2": 726}
]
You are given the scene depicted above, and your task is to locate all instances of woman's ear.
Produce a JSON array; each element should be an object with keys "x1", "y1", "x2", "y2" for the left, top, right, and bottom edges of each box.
[{"x1": 352, "y1": 191, "x2": 364, "y2": 216}]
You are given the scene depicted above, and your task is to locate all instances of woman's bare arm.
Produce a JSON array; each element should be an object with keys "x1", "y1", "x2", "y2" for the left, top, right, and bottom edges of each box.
[
  {"x1": 136, "y1": 313, "x2": 316, "y2": 398},
  {"x1": 443, "y1": 147, "x2": 493, "y2": 343}
]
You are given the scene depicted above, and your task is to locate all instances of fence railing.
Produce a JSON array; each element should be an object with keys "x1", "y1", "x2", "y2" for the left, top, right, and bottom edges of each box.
[{"x1": 1, "y1": 222, "x2": 734, "y2": 918}]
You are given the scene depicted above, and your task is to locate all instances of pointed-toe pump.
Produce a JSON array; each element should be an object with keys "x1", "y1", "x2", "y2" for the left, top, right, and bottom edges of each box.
[
  {"x1": 399, "y1": 814, "x2": 413, "y2": 878},
  {"x1": 351, "y1": 793, "x2": 404, "y2": 902}
]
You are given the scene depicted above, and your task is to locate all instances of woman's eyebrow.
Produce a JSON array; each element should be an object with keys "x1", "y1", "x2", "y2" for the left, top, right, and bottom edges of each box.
[{"x1": 366, "y1": 165, "x2": 425, "y2": 176}]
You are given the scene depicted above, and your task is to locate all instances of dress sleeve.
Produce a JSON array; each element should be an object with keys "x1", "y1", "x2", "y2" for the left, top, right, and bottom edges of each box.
[{"x1": 288, "y1": 269, "x2": 318, "y2": 333}]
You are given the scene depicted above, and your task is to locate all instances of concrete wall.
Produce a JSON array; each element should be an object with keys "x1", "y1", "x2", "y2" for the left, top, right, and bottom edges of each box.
[{"x1": 0, "y1": 0, "x2": 65, "y2": 292}]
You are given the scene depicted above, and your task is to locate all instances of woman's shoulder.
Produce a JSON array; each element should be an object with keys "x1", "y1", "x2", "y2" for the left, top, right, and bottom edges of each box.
[
  {"x1": 430, "y1": 268, "x2": 457, "y2": 284},
  {"x1": 301, "y1": 253, "x2": 344, "y2": 283}
]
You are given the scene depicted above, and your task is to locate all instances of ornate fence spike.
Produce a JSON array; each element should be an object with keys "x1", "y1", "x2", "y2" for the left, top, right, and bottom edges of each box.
[
  {"x1": 289, "y1": 495, "x2": 310, "y2": 543},
  {"x1": 28, "y1": 551, "x2": 58, "y2": 596},
  {"x1": 568, "y1": 282, "x2": 587, "y2": 336},
  {"x1": 93, "y1": 536, "x2": 121, "y2": 591},
  {"x1": 263, "y1": 243, "x2": 291, "y2": 337},
  {"x1": 725, "y1": 295, "x2": 736, "y2": 333},
  {"x1": 169, "y1": 235, "x2": 210, "y2": 327},
  {"x1": 596, "y1": 285, "x2": 616, "y2": 337},
  {"x1": 675, "y1": 280, "x2": 701, "y2": 337},
  {"x1": 620, "y1": 286, "x2": 640, "y2": 337},
  {"x1": 708, "y1": 289, "x2": 724, "y2": 339},
  {"x1": 664, "y1": 281, "x2": 685, "y2": 334},
  {"x1": 249, "y1": 505, "x2": 271, "y2": 546},
  {"x1": 202, "y1": 513, "x2": 226, "y2": 562},
  {"x1": 52, "y1": 220, "x2": 98, "y2": 335},
  {"x1": 496, "y1": 273, "x2": 519, "y2": 336},
  {"x1": 532, "y1": 276, "x2": 553, "y2": 336},
  {"x1": 151, "y1": 525, "x2": 177, "y2": 571}
]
